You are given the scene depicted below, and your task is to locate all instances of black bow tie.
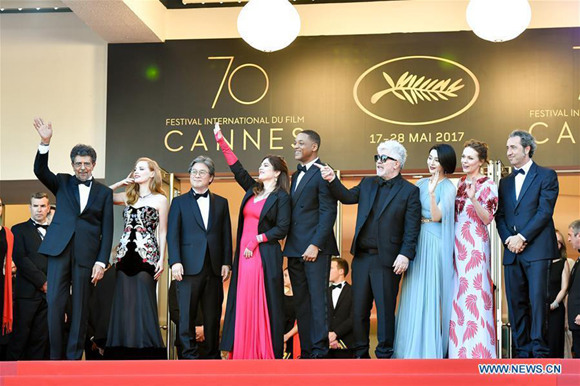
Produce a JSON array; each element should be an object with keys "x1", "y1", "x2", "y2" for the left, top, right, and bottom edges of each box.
[
  {"x1": 74, "y1": 177, "x2": 92, "y2": 187},
  {"x1": 34, "y1": 223, "x2": 48, "y2": 230},
  {"x1": 376, "y1": 177, "x2": 394, "y2": 188},
  {"x1": 193, "y1": 190, "x2": 209, "y2": 200},
  {"x1": 512, "y1": 168, "x2": 525, "y2": 177},
  {"x1": 297, "y1": 164, "x2": 307, "y2": 173},
  {"x1": 330, "y1": 283, "x2": 343, "y2": 290}
]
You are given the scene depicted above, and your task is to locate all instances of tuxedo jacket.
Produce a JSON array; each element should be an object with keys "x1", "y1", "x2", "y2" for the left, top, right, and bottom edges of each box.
[
  {"x1": 34, "y1": 151, "x2": 113, "y2": 267},
  {"x1": 496, "y1": 162, "x2": 559, "y2": 265},
  {"x1": 167, "y1": 189, "x2": 232, "y2": 276},
  {"x1": 327, "y1": 282, "x2": 354, "y2": 348},
  {"x1": 568, "y1": 258, "x2": 580, "y2": 331},
  {"x1": 328, "y1": 176, "x2": 421, "y2": 264},
  {"x1": 11, "y1": 220, "x2": 47, "y2": 299},
  {"x1": 283, "y1": 159, "x2": 339, "y2": 257}
]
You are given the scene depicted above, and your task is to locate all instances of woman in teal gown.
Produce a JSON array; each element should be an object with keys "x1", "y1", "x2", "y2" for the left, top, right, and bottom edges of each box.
[{"x1": 394, "y1": 144, "x2": 456, "y2": 358}]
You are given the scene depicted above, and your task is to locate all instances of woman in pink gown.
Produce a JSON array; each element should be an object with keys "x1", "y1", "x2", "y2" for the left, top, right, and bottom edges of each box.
[{"x1": 214, "y1": 124, "x2": 291, "y2": 359}]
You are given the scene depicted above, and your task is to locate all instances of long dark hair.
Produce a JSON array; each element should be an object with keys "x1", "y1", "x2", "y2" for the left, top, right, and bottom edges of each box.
[{"x1": 253, "y1": 155, "x2": 290, "y2": 195}]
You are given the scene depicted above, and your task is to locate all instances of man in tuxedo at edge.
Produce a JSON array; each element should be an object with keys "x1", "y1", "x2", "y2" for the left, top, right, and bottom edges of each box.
[
  {"x1": 317, "y1": 140, "x2": 421, "y2": 358},
  {"x1": 567, "y1": 220, "x2": 580, "y2": 358},
  {"x1": 284, "y1": 130, "x2": 339, "y2": 359},
  {"x1": 33, "y1": 118, "x2": 113, "y2": 360},
  {"x1": 168, "y1": 155, "x2": 232, "y2": 359},
  {"x1": 327, "y1": 257, "x2": 354, "y2": 359},
  {"x1": 496, "y1": 130, "x2": 559, "y2": 358},
  {"x1": 8, "y1": 192, "x2": 51, "y2": 360}
]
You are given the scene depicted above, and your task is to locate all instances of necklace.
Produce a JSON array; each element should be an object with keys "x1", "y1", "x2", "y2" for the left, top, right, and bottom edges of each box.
[{"x1": 139, "y1": 192, "x2": 153, "y2": 199}]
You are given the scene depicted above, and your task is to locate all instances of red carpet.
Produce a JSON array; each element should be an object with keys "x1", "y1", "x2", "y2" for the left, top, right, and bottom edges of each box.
[{"x1": 1, "y1": 359, "x2": 579, "y2": 385}]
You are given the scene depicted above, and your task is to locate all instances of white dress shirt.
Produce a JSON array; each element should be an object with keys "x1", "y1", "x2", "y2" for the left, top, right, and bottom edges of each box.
[
  {"x1": 330, "y1": 280, "x2": 346, "y2": 308},
  {"x1": 78, "y1": 181, "x2": 92, "y2": 212},
  {"x1": 194, "y1": 190, "x2": 210, "y2": 229},
  {"x1": 514, "y1": 159, "x2": 533, "y2": 201},
  {"x1": 32, "y1": 219, "x2": 49, "y2": 239},
  {"x1": 295, "y1": 158, "x2": 319, "y2": 191}
]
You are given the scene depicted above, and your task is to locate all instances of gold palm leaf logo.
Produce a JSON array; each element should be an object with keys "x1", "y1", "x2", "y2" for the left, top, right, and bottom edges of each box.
[{"x1": 371, "y1": 71, "x2": 465, "y2": 105}]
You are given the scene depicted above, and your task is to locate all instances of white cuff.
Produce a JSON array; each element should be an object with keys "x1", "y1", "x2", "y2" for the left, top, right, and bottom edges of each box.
[
  {"x1": 517, "y1": 233, "x2": 527, "y2": 242},
  {"x1": 38, "y1": 144, "x2": 50, "y2": 154},
  {"x1": 94, "y1": 262, "x2": 106, "y2": 269}
]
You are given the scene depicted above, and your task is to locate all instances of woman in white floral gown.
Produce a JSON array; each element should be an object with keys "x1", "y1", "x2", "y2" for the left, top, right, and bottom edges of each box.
[{"x1": 449, "y1": 140, "x2": 498, "y2": 359}]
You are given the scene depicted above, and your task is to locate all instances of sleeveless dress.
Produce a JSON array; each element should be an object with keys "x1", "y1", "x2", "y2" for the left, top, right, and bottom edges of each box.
[
  {"x1": 547, "y1": 258, "x2": 566, "y2": 358},
  {"x1": 394, "y1": 178, "x2": 456, "y2": 358},
  {"x1": 231, "y1": 198, "x2": 275, "y2": 359},
  {"x1": 449, "y1": 176, "x2": 498, "y2": 359},
  {"x1": 106, "y1": 206, "x2": 165, "y2": 359}
]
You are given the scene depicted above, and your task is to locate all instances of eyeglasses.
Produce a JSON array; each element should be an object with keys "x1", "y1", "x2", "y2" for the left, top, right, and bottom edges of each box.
[
  {"x1": 190, "y1": 170, "x2": 209, "y2": 177},
  {"x1": 73, "y1": 162, "x2": 93, "y2": 169},
  {"x1": 374, "y1": 154, "x2": 398, "y2": 163}
]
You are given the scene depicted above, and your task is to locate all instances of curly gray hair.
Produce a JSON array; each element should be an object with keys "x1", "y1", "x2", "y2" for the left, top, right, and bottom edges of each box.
[{"x1": 377, "y1": 140, "x2": 407, "y2": 169}]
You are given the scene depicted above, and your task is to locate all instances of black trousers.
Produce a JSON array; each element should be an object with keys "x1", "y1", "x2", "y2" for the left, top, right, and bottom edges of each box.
[
  {"x1": 46, "y1": 240, "x2": 93, "y2": 360},
  {"x1": 7, "y1": 296, "x2": 49, "y2": 360},
  {"x1": 287, "y1": 254, "x2": 331, "y2": 358},
  {"x1": 505, "y1": 257, "x2": 550, "y2": 358},
  {"x1": 176, "y1": 256, "x2": 223, "y2": 359},
  {"x1": 351, "y1": 252, "x2": 401, "y2": 359}
]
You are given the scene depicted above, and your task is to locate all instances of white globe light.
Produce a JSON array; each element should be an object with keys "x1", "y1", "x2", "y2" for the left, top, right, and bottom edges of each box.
[
  {"x1": 237, "y1": 0, "x2": 301, "y2": 52},
  {"x1": 466, "y1": 0, "x2": 532, "y2": 42}
]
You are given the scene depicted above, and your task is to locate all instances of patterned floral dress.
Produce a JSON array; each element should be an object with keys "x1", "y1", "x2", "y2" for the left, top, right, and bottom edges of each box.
[
  {"x1": 449, "y1": 176, "x2": 498, "y2": 359},
  {"x1": 106, "y1": 206, "x2": 165, "y2": 359}
]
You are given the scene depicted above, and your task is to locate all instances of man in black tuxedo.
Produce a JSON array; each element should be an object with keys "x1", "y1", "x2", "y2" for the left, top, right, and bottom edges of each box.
[
  {"x1": 284, "y1": 130, "x2": 339, "y2": 359},
  {"x1": 327, "y1": 258, "x2": 354, "y2": 359},
  {"x1": 317, "y1": 140, "x2": 421, "y2": 358},
  {"x1": 168, "y1": 155, "x2": 232, "y2": 359},
  {"x1": 8, "y1": 192, "x2": 51, "y2": 360},
  {"x1": 496, "y1": 130, "x2": 559, "y2": 358},
  {"x1": 33, "y1": 118, "x2": 113, "y2": 360},
  {"x1": 566, "y1": 220, "x2": 580, "y2": 358}
]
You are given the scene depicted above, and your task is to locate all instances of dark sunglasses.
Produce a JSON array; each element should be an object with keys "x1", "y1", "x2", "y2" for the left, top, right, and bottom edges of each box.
[{"x1": 374, "y1": 154, "x2": 398, "y2": 163}]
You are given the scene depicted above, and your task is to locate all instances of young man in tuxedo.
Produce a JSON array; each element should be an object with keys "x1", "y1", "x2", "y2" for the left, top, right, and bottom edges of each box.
[
  {"x1": 168, "y1": 155, "x2": 232, "y2": 359},
  {"x1": 317, "y1": 140, "x2": 421, "y2": 358},
  {"x1": 33, "y1": 118, "x2": 113, "y2": 360},
  {"x1": 496, "y1": 130, "x2": 559, "y2": 358},
  {"x1": 284, "y1": 130, "x2": 339, "y2": 359},
  {"x1": 327, "y1": 258, "x2": 354, "y2": 359},
  {"x1": 567, "y1": 220, "x2": 580, "y2": 358},
  {"x1": 8, "y1": 192, "x2": 51, "y2": 360}
]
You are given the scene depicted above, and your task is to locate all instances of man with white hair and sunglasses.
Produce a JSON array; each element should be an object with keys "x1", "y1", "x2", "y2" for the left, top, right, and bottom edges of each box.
[{"x1": 316, "y1": 140, "x2": 421, "y2": 358}]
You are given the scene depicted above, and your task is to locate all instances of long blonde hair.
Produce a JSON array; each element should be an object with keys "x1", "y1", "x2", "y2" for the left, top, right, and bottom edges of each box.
[{"x1": 126, "y1": 157, "x2": 166, "y2": 205}]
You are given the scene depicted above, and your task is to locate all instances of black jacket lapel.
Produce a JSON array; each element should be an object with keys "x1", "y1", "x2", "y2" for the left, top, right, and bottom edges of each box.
[{"x1": 378, "y1": 179, "x2": 404, "y2": 218}]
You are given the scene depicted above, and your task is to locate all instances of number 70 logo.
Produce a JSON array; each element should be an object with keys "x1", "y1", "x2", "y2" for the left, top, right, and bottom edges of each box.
[{"x1": 208, "y1": 56, "x2": 269, "y2": 108}]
